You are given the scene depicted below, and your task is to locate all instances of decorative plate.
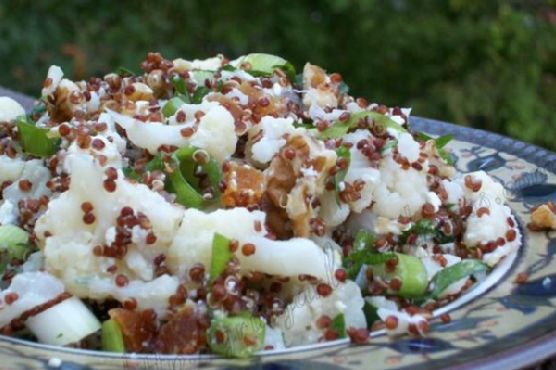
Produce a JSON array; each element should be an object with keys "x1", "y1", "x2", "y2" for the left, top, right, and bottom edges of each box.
[{"x1": 2, "y1": 89, "x2": 556, "y2": 370}]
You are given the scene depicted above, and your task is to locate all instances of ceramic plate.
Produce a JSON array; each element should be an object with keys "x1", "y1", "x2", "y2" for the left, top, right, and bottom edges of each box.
[{"x1": 1, "y1": 89, "x2": 556, "y2": 370}]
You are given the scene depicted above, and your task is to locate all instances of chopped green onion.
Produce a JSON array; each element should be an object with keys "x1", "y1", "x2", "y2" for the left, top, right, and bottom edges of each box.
[
  {"x1": 161, "y1": 97, "x2": 187, "y2": 117},
  {"x1": 191, "y1": 71, "x2": 215, "y2": 85},
  {"x1": 167, "y1": 169, "x2": 205, "y2": 209},
  {"x1": 208, "y1": 315, "x2": 265, "y2": 358},
  {"x1": 373, "y1": 253, "x2": 428, "y2": 298},
  {"x1": 209, "y1": 233, "x2": 233, "y2": 281},
  {"x1": 330, "y1": 314, "x2": 347, "y2": 338},
  {"x1": 318, "y1": 111, "x2": 406, "y2": 140},
  {"x1": 101, "y1": 319, "x2": 125, "y2": 353},
  {"x1": 16, "y1": 116, "x2": 60, "y2": 157},
  {"x1": 353, "y1": 230, "x2": 375, "y2": 253},
  {"x1": 0, "y1": 225, "x2": 31, "y2": 273},
  {"x1": 168, "y1": 146, "x2": 223, "y2": 209},
  {"x1": 0, "y1": 225, "x2": 29, "y2": 247},
  {"x1": 429, "y1": 259, "x2": 487, "y2": 299}
]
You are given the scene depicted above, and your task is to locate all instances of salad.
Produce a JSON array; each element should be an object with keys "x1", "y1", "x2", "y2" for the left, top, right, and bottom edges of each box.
[{"x1": 0, "y1": 53, "x2": 521, "y2": 357}]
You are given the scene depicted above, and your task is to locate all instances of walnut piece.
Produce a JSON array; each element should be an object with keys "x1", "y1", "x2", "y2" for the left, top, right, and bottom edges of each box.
[
  {"x1": 528, "y1": 202, "x2": 556, "y2": 231},
  {"x1": 221, "y1": 162, "x2": 265, "y2": 208}
]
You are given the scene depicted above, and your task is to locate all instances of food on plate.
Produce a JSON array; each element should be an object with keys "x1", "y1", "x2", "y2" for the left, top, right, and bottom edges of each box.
[
  {"x1": 0, "y1": 52, "x2": 521, "y2": 356},
  {"x1": 528, "y1": 201, "x2": 556, "y2": 231}
]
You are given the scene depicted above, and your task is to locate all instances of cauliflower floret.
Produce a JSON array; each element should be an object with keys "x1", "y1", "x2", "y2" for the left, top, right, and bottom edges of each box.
[
  {"x1": 88, "y1": 274, "x2": 179, "y2": 315},
  {"x1": 249, "y1": 116, "x2": 302, "y2": 165},
  {"x1": 274, "y1": 281, "x2": 366, "y2": 346},
  {"x1": 461, "y1": 171, "x2": 507, "y2": 205},
  {"x1": 0, "y1": 97, "x2": 25, "y2": 122},
  {"x1": 41, "y1": 65, "x2": 63, "y2": 97},
  {"x1": 173, "y1": 55, "x2": 224, "y2": 72},
  {"x1": 342, "y1": 130, "x2": 381, "y2": 212},
  {"x1": 397, "y1": 132, "x2": 420, "y2": 163},
  {"x1": 35, "y1": 154, "x2": 184, "y2": 307},
  {"x1": 372, "y1": 155, "x2": 430, "y2": 219},
  {"x1": 168, "y1": 207, "x2": 266, "y2": 276},
  {"x1": 318, "y1": 190, "x2": 350, "y2": 229},
  {"x1": 3, "y1": 159, "x2": 51, "y2": 205},
  {"x1": 169, "y1": 207, "x2": 336, "y2": 280},
  {"x1": 65, "y1": 134, "x2": 123, "y2": 169},
  {"x1": 0, "y1": 200, "x2": 17, "y2": 225},
  {"x1": 0, "y1": 155, "x2": 25, "y2": 184},
  {"x1": 109, "y1": 102, "x2": 236, "y2": 162},
  {"x1": 0, "y1": 271, "x2": 64, "y2": 327}
]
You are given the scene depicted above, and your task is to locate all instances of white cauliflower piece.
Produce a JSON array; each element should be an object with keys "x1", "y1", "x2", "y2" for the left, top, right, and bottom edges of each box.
[
  {"x1": 109, "y1": 103, "x2": 236, "y2": 162},
  {"x1": 0, "y1": 97, "x2": 25, "y2": 122},
  {"x1": 173, "y1": 55, "x2": 224, "y2": 72},
  {"x1": 169, "y1": 207, "x2": 337, "y2": 280},
  {"x1": 249, "y1": 116, "x2": 302, "y2": 164},
  {"x1": 0, "y1": 200, "x2": 17, "y2": 225},
  {"x1": 3, "y1": 159, "x2": 51, "y2": 205},
  {"x1": 0, "y1": 155, "x2": 25, "y2": 184},
  {"x1": 318, "y1": 190, "x2": 350, "y2": 229},
  {"x1": 397, "y1": 132, "x2": 420, "y2": 163},
  {"x1": 274, "y1": 281, "x2": 366, "y2": 346},
  {"x1": 41, "y1": 65, "x2": 63, "y2": 97},
  {"x1": 342, "y1": 130, "x2": 381, "y2": 212},
  {"x1": 88, "y1": 274, "x2": 179, "y2": 315},
  {"x1": 168, "y1": 207, "x2": 266, "y2": 276},
  {"x1": 35, "y1": 154, "x2": 184, "y2": 306},
  {"x1": 372, "y1": 155, "x2": 430, "y2": 219},
  {"x1": 0, "y1": 271, "x2": 64, "y2": 327}
]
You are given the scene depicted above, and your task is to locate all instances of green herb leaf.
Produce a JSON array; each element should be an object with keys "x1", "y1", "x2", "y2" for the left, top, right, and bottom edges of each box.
[
  {"x1": 430, "y1": 259, "x2": 487, "y2": 299},
  {"x1": 221, "y1": 64, "x2": 237, "y2": 72},
  {"x1": 362, "y1": 301, "x2": 380, "y2": 326},
  {"x1": 330, "y1": 314, "x2": 347, "y2": 338},
  {"x1": 16, "y1": 116, "x2": 60, "y2": 157},
  {"x1": 399, "y1": 219, "x2": 436, "y2": 245},
  {"x1": 191, "y1": 86, "x2": 210, "y2": 104},
  {"x1": 115, "y1": 66, "x2": 136, "y2": 77},
  {"x1": 318, "y1": 111, "x2": 406, "y2": 140},
  {"x1": 342, "y1": 230, "x2": 398, "y2": 280},
  {"x1": 415, "y1": 133, "x2": 454, "y2": 165}
]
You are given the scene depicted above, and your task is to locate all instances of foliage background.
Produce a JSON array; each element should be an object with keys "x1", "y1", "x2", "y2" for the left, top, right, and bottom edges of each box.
[{"x1": 0, "y1": 0, "x2": 555, "y2": 150}]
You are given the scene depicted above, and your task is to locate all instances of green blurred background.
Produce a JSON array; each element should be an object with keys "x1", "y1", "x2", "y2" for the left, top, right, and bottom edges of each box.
[{"x1": 1, "y1": 0, "x2": 555, "y2": 150}]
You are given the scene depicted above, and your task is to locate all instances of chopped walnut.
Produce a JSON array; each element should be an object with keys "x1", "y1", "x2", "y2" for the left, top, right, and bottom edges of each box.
[
  {"x1": 301, "y1": 63, "x2": 342, "y2": 108},
  {"x1": 46, "y1": 84, "x2": 77, "y2": 123},
  {"x1": 264, "y1": 134, "x2": 336, "y2": 238},
  {"x1": 528, "y1": 202, "x2": 556, "y2": 231},
  {"x1": 221, "y1": 162, "x2": 265, "y2": 207}
]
